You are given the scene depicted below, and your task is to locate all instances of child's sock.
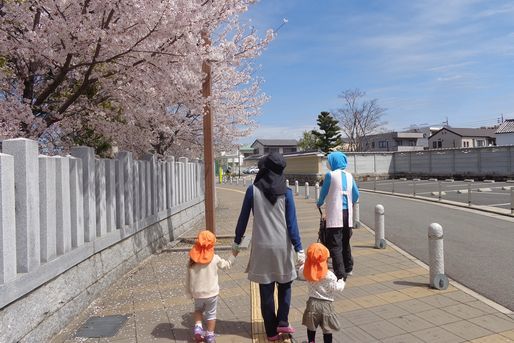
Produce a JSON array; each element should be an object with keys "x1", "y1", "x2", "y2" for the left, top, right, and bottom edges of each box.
[
  {"x1": 206, "y1": 330, "x2": 214, "y2": 336},
  {"x1": 323, "y1": 333, "x2": 332, "y2": 343},
  {"x1": 307, "y1": 329, "x2": 316, "y2": 342}
]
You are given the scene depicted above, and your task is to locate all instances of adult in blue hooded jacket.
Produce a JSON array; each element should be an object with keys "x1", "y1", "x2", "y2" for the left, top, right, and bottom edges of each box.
[{"x1": 316, "y1": 152, "x2": 359, "y2": 280}]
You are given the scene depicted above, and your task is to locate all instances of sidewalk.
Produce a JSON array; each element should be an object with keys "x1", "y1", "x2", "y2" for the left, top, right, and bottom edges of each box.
[{"x1": 53, "y1": 184, "x2": 514, "y2": 343}]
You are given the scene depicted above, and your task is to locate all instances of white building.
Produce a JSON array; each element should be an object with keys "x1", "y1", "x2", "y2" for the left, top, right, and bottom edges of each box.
[{"x1": 495, "y1": 119, "x2": 514, "y2": 146}]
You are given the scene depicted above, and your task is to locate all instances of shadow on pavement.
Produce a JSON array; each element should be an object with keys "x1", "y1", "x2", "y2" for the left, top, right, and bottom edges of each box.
[{"x1": 393, "y1": 280, "x2": 429, "y2": 288}]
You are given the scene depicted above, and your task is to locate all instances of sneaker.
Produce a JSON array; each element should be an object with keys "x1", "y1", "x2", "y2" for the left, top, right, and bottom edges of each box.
[
  {"x1": 267, "y1": 334, "x2": 280, "y2": 341},
  {"x1": 193, "y1": 325, "x2": 203, "y2": 342},
  {"x1": 277, "y1": 325, "x2": 295, "y2": 334},
  {"x1": 205, "y1": 333, "x2": 216, "y2": 343}
]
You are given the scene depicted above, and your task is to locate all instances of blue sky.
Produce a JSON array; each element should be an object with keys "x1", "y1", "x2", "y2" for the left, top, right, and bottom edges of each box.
[{"x1": 238, "y1": 0, "x2": 514, "y2": 144}]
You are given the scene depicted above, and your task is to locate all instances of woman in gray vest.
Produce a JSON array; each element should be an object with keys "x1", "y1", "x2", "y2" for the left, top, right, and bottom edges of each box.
[{"x1": 232, "y1": 152, "x2": 305, "y2": 341}]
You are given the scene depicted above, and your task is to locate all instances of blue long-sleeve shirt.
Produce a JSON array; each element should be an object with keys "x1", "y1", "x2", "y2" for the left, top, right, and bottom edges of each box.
[
  {"x1": 234, "y1": 186, "x2": 303, "y2": 252},
  {"x1": 317, "y1": 170, "x2": 360, "y2": 208}
]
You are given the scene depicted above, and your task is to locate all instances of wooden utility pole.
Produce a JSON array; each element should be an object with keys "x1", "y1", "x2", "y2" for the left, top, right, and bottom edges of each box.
[{"x1": 202, "y1": 30, "x2": 216, "y2": 233}]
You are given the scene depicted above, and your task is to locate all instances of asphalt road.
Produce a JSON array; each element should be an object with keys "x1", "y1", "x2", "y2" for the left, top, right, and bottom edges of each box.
[
  {"x1": 359, "y1": 191, "x2": 514, "y2": 311},
  {"x1": 359, "y1": 179, "x2": 514, "y2": 210}
]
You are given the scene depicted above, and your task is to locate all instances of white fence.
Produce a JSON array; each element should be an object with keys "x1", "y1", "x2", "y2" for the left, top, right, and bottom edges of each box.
[{"x1": 0, "y1": 138, "x2": 203, "y2": 308}]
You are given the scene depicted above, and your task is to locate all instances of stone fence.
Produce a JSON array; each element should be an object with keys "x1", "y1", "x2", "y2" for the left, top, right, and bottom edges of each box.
[{"x1": 0, "y1": 138, "x2": 204, "y2": 342}]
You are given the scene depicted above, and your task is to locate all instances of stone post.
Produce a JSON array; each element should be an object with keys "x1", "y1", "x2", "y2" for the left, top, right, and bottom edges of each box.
[
  {"x1": 55, "y1": 156, "x2": 72, "y2": 254},
  {"x1": 165, "y1": 160, "x2": 172, "y2": 209},
  {"x1": 161, "y1": 162, "x2": 167, "y2": 210},
  {"x1": 115, "y1": 159, "x2": 125, "y2": 229},
  {"x1": 167, "y1": 156, "x2": 175, "y2": 208},
  {"x1": 95, "y1": 159, "x2": 107, "y2": 237},
  {"x1": 0, "y1": 154, "x2": 16, "y2": 283},
  {"x1": 71, "y1": 146, "x2": 96, "y2": 242},
  {"x1": 143, "y1": 154, "x2": 157, "y2": 215},
  {"x1": 295, "y1": 180, "x2": 299, "y2": 196},
  {"x1": 105, "y1": 159, "x2": 117, "y2": 231},
  {"x1": 3, "y1": 138, "x2": 41, "y2": 272},
  {"x1": 374, "y1": 204, "x2": 386, "y2": 249},
  {"x1": 117, "y1": 151, "x2": 133, "y2": 226},
  {"x1": 138, "y1": 161, "x2": 146, "y2": 219},
  {"x1": 304, "y1": 182, "x2": 310, "y2": 199},
  {"x1": 39, "y1": 156, "x2": 56, "y2": 262},
  {"x1": 315, "y1": 182, "x2": 320, "y2": 201},
  {"x1": 133, "y1": 161, "x2": 140, "y2": 222},
  {"x1": 145, "y1": 160, "x2": 152, "y2": 215},
  {"x1": 428, "y1": 223, "x2": 449, "y2": 290},
  {"x1": 179, "y1": 157, "x2": 188, "y2": 203},
  {"x1": 68, "y1": 156, "x2": 84, "y2": 248}
]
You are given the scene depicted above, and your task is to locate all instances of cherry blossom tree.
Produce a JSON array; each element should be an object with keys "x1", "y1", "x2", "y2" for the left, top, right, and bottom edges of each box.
[{"x1": 0, "y1": 0, "x2": 272, "y2": 157}]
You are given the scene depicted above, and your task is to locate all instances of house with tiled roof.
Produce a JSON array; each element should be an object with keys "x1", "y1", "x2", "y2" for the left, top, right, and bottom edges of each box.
[
  {"x1": 428, "y1": 127, "x2": 496, "y2": 149},
  {"x1": 495, "y1": 119, "x2": 514, "y2": 146},
  {"x1": 250, "y1": 139, "x2": 298, "y2": 155}
]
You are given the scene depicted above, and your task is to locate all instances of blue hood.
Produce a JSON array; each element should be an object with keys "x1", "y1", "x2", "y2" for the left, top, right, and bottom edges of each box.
[{"x1": 327, "y1": 152, "x2": 348, "y2": 170}]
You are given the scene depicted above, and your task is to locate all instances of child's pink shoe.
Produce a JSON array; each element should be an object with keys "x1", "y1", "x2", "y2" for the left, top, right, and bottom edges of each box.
[
  {"x1": 193, "y1": 324, "x2": 203, "y2": 342},
  {"x1": 277, "y1": 325, "x2": 295, "y2": 334}
]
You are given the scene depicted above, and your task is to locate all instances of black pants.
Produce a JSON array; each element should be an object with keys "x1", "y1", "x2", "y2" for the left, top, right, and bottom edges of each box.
[
  {"x1": 259, "y1": 281, "x2": 293, "y2": 337},
  {"x1": 324, "y1": 210, "x2": 353, "y2": 280}
]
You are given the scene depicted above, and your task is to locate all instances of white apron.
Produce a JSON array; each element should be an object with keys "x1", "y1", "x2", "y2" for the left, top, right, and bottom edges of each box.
[{"x1": 325, "y1": 170, "x2": 354, "y2": 228}]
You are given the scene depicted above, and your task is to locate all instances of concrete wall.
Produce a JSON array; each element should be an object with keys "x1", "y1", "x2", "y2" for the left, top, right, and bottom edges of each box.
[
  {"x1": 497, "y1": 134, "x2": 514, "y2": 146},
  {"x1": 0, "y1": 138, "x2": 204, "y2": 342},
  {"x1": 283, "y1": 146, "x2": 513, "y2": 183}
]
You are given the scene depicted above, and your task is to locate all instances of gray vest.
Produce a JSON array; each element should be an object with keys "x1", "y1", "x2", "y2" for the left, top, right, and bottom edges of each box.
[{"x1": 246, "y1": 186, "x2": 297, "y2": 284}]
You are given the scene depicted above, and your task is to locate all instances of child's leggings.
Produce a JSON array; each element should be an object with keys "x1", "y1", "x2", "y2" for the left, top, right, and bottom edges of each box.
[{"x1": 307, "y1": 329, "x2": 332, "y2": 343}]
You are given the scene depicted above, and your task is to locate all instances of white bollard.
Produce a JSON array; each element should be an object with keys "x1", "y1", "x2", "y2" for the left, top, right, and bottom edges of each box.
[
  {"x1": 295, "y1": 180, "x2": 299, "y2": 196},
  {"x1": 315, "y1": 182, "x2": 320, "y2": 201},
  {"x1": 511, "y1": 187, "x2": 514, "y2": 215},
  {"x1": 353, "y1": 202, "x2": 360, "y2": 229},
  {"x1": 428, "y1": 223, "x2": 449, "y2": 290},
  {"x1": 374, "y1": 204, "x2": 386, "y2": 249},
  {"x1": 305, "y1": 182, "x2": 310, "y2": 199},
  {"x1": 286, "y1": 179, "x2": 289, "y2": 188}
]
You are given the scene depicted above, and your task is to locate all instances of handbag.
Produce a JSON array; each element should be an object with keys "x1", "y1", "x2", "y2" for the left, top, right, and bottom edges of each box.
[{"x1": 317, "y1": 207, "x2": 327, "y2": 245}]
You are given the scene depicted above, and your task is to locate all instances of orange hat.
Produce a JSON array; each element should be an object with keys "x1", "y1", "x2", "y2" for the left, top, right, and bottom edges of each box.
[
  {"x1": 189, "y1": 230, "x2": 216, "y2": 264},
  {"x1": 303, "y1": 243, "x2": 329, "y2": 282}
]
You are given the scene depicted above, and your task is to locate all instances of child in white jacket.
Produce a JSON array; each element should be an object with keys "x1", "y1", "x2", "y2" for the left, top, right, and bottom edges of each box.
[
  {"x1": 185, "y1": 230, "x2": 235, "y2": 343},
  {"x1": 299, "y1": 243, "x2": 345, "y2": 343}
]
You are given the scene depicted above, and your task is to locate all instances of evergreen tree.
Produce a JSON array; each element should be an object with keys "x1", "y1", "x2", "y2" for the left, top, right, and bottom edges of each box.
[
  {"x1": 311, "y1": 111, "x2": 342, "y2": 154},
  {"x1": 298, "y1": 130, "x2": 319, "y2": 151}
]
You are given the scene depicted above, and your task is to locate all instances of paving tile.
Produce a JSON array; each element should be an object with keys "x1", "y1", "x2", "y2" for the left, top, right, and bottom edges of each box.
[
  {"x1": 387, "y1": 314, "x2": 435, "y2": 332},
  {"x1": 341, "y1": 325, "x2": 379, "y2": 343},
  {"x1": 442, "y1": 320, "x2": 494, "y2": 340},
  {"x1": 416, "y1": 308, "x2": 461, "y2": 326},
  {"x1": 344, "y1": 309, "x2": 383, "y2": 325},
  {"x1": 412, "y1": 326, "x2": 466, "y2": 343},
  {"x1": 358, "y1": 320, "x2": 406, "y2": 339},
  {"x1": 468, "y1": 334, "x2": 514, "y2": 342},
  {"x1": 443, "y1": 302, "x2": 491, "y2": 320},
  {"x1": 370, "y1": 304, "x2": 410, "y2": 320},
  {"x1": 469, "y1": 314, "x2": 514, "y2": 332},
  {"x1": 395, "y1": 299, "x2": 435, "y2": 313},
  {"x1": 381, "y1": 333, "x2": 425, "y2": 343},
  {"x1": 502, "y1": 330, "x2": 514, "y2": 340}
]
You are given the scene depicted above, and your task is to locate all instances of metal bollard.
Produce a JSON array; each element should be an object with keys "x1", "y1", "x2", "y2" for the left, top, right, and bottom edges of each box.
[
  {"x1": 438, "y1": 180, "x2": 442, "y2": 201},
  {"x1": 374, "y1": 204, "x2": 386, "y2": 249},
  {"x1": 374, "y1": 177, "x2": 377, "y2": 191},
  {"x1": 413, "y1": 179, "x2": 416, "y2": 197},
  {"x1": 315, "y1": 182, "x2": 320, "y2": 201},
  {"x1": 428, "y1": 223, "x2": 449, "y2": 290},
  {"x1": 286, "y1": 179, "x2": 289, "y2": 188},
  {"x1": 353, "y1": 202, "x2": 360, "y2": 229},
  {"x1": 295, "y1": 180, "x2": 299, "y2": 195},
  {"x1": 305, "y1": 182, "x2": 310, "y2": 199},
  {"x1": 467, "y1": 182, "x2": 471, "y2": 206}
]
